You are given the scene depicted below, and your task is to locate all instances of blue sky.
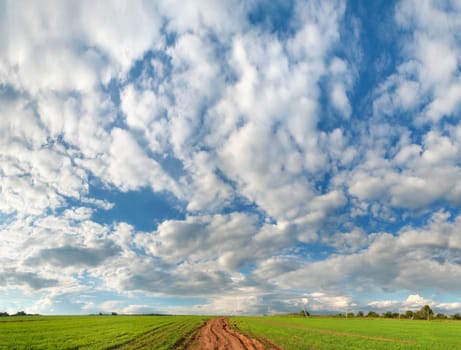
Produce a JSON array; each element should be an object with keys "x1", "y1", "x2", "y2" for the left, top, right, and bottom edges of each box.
[{"x1": 1, "y1": 0, "x2": 461, "y2": 316}]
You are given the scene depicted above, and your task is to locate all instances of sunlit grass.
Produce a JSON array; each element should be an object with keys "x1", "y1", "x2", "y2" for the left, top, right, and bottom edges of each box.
[
  {"x1": 0, "y1": 315, "x2": 208, "y2": 350},
  {"x1": 230, "y1": 316, "x2": 461, "y2": 350}
]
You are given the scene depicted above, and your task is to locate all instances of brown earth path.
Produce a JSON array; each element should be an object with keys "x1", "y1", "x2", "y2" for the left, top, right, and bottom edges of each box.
[{"x1": 185, "y1": 317, "x2": 283, "y2": 350}]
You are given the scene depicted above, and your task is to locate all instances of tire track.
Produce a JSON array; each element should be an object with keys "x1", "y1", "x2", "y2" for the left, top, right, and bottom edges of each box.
[{"x1": 186, "y1": 317, "x2": 283, "y2": 350}]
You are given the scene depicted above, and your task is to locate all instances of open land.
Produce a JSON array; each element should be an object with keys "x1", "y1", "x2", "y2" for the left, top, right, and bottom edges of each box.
[
  {"x1": 0, "y1": 315, "x2": 207, "y2": 350},
  {"x1": 230, "y1": 316, "x2": 461, "y2": 350},
  {"x1": 2, "y1": 315, "x2": 461, "y2": 349}
]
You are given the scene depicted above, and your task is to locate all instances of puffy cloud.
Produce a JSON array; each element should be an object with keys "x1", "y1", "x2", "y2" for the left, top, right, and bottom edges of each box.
[
  {"x1": 121, "y1": 84, "x2": 161, "y2": 133},
  {"x1": 102, "y1": 128, "x2": 178, "y2": 193},
  {"x1": 0, "y1": 270, "x2": 58, "y2": 290},
  {"x1": 79, "y1": 1, "x2": 162, "y2": 72},
  {"x1": 324, "y1": 228, "x2": 368, "y2": 253},
  {"x1": 2, "y1": 0, "x2": 461, "y2": 316},
  {"x1": 1, "y1": 0, "x2": 162, "y2": 93},
  {"x1": 270, "y1": 211, "x2": 461, "y2": 294},
  {"x1": 0, "y1": 93, "x2": 89, "y2": 216},
  {"x1": 138, "y1": 213, "x2": 261, "y2": 270},
  {"x1": 348, "y1": 129, "x2": 461, "y2": 211},
  {"x1": 403, "y1": 294, "x2": 432, "y2": 309},
  {"x1": 182, "y1": 294, "x2": 267, "y2": 316},
  {"x1": 120, "y1": 304, "x2": 158, "y2": 315},
  {"x1": 158, "y1": 0, "x2": 248, "y2": 36},
  {"x1": 367, "y1": 300, "x2": 399, "y2": 310},
  {"x1": 307, "y1": 292, "x2": 353, "y2": 311},
  {"x1": 366, "y1": 294, "x2": 461, "y2": 314},
  {"x1": 27, "y1": 242, "x2": 121, "y2": 268},
  {"x1": 372, "y1": 0, "x2": 461, "y2": 123}
]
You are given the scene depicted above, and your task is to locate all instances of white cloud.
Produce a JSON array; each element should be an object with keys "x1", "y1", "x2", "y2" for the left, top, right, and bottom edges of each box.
[
  {"x1": 120, "y1": 304, "x2": 158, "y2": 315},
  {"x1": 3, "y1": 0, "x2": 461, "y2": 316},
  {"x1": 403, "y1": 294, "x2": 432, "y2": 309},
  {"x1": 325, "y1": 228, "x2": 368, "y2": 253},
  {"x1": 121, "y1": 84, "x2": 160, "y2": 131},
  {"x1": 367, "y1": 300, "x2": 399, "y2": 309},
  {"x1": 307, "y1": 292, "x2": 353, "y2": 311},
  {"x1": 437, "y1": 302, "x2": 461, "y2": 312},
  {"x1": 181, "y1": 151, "x2": 233, "y2": 212},
  {"x1": 373, "y1": 0, "x2": 461, "y2": 123},
  {"x1": 139, "y1": 213, "x2": 261, "y2": 270},
  {"x1": 367, "y1": 294, "x2": 461, "y2": 314},
  {"x1": 183, "y1": 294, "x2": 266, "y2": 316},
  {"x1": 271, "y1": 211, "x2": 461, "y2": 293},
  {"x1": 102, "y1": 128, "x2": 177, "y2": 193},
  {"x1": 79, "y1": 1, "x2": 162, "y2": 73},
  {"x1": 158, "y1": 0, "x2": 248, "y2": 36},
  {"x1": 348, "y1": 127, "x2": 461, "y2": 211}
]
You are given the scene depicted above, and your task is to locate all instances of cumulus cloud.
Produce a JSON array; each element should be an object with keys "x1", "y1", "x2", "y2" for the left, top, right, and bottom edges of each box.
[
  {"x1": 0, "y1": 270, "x2": 58, "y2": 290},
  {"x1": 120, "y1": 304, "x2": 159, "y2": 315},
  {"x1": 137, "y1": 213, "x2": 265, "y2": 271},
  {"x1": 370, "y1": 0, "x2": 461, "y2": 124},
  {"x1": 366, "y1": 293, "x2": 461, "y2": 314},
  {"x1": 27, "y1": 242, "x2": 121, "y2": 268},
  {"x1": 2, "y1": 0, "x2": 461, "y2": 315},
  {"x1": 273, "y1": 211, "x2": 461, "y2": 293}
]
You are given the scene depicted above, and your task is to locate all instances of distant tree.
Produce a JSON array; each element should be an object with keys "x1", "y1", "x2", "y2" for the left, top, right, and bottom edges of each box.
[
  {"x1": 422, "y1": 305, "x2": 433, "y2": 320},
  {"x1": 347, "y1": 312, "x2": 355, "y2": 318},
  {"x1": 15, "y1": 311, "x2": 26, "y2": 316},
  {"x1": 356, "y1": 311, "x2": 364, "y2": 317},
  {"x1": 404, "y1": 310, "x2": 414, "y2": 319},
  {"x1": 419, "y1": 305, "x2": 433, "y2": 320},
  {"x1": 0, "y1": 312, "x2": 9, "y2": 317},
  {"x1": 111, "y1": 312, "x2": 118, "y2": 316},
  {"x1": 414, "y1": 305, "x2": 433, "y2": 320},
  {"x1": 299, "y1": 310, "x2": 310, "y2": 317},
  {"x1": 367, "y1": 311, "x2": 379, "y2": 318},
  {"x1": 451, "y1": 313, "x2": 461, "y2": 320},
  {"x1": 435, "y1": 313, "x2": 447, "y2": 320},
  {"x1": 382, "y1": 311, "x2": 393, "y2": 318}
]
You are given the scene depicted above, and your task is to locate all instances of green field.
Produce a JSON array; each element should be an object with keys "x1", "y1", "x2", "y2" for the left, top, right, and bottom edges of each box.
[
  {"x1": 0, "y1": 315, "x2": 208, "y2": 350},
  {"x1": 230, "y1": 316, "x2": 461, "y2": 350},
  {"x1": 3, "y1": 314, "x2": 461, "y2": 349}
]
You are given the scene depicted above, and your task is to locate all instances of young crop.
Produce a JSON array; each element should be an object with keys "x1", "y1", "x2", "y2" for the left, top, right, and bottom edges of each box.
[
  {"x1": 0, "y1": 315, "x2": 208, "y2": 350},
  {"x1": 230, "y1": 316, "x2": 461, "y2": 350}
]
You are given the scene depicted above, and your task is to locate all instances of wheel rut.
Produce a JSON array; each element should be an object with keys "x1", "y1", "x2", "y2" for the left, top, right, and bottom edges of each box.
[{"x1": 185, "y1": 317, "x2": 283, "y2": 350}]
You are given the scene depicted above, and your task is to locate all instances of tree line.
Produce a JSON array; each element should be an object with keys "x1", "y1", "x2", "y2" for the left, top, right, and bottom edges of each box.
[
  {"x1": 300, "y1": 305, "x2": 461, "y2": 320},
  {"x1": 0, "y1": 311, "x2": 40, "y2": 317}
]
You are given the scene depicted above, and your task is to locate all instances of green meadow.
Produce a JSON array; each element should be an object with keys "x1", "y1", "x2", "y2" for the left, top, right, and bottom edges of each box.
[
  {"x1": 0, "y1": 315, "x2": 207, "y2": 350},
  {"x1": 2, "y1": 314, "x2": 461, "y2": 349},
  {"x1": 230, "y1": 316, "x2": 461, "y2": 350}
]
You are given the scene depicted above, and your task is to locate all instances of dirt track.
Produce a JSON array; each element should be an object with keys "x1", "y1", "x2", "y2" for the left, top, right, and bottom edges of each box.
[{"x1": 185, "y1": 317, "x2": 283, "y2": 350}]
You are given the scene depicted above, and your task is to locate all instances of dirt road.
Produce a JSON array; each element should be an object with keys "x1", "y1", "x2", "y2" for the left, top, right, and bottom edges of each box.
[{"x1": 185, "y1": 317, "x2": 283, "y2": 350}]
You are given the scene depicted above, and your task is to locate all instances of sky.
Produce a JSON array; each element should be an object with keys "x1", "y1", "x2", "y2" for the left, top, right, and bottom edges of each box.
[{"x1": 1, "y1": 0, "x2": 461, "y2": 316}]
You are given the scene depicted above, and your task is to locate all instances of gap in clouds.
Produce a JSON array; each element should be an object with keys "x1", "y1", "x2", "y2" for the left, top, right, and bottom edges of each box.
[
  {"x1": 248, "y1": 0, "x2": 296, "y2": 36},
  {"x1": 88, "y1": 185, "x2": 185, "y2": 232}
]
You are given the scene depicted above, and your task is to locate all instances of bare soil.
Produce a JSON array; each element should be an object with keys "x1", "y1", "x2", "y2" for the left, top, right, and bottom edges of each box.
[{"x1": 185, "y1": 317, "x2": 283, "y2": 350}]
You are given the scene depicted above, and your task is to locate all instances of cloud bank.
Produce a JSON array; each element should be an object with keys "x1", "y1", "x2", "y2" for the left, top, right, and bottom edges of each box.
[{"x1": 1, "y1": 0, "x2": 461, "y2": 315}]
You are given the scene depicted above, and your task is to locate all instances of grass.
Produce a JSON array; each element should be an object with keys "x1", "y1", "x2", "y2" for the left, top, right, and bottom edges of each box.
[
  {"x1": 4, "y1": 314, "x2": 461, "y2": 349},
  {"x1": 0, "y1": 315, "x2": 208, "y2": 350},
  {"x1": 229, "y1": 316, "x2": 461, "y2": 350}
]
